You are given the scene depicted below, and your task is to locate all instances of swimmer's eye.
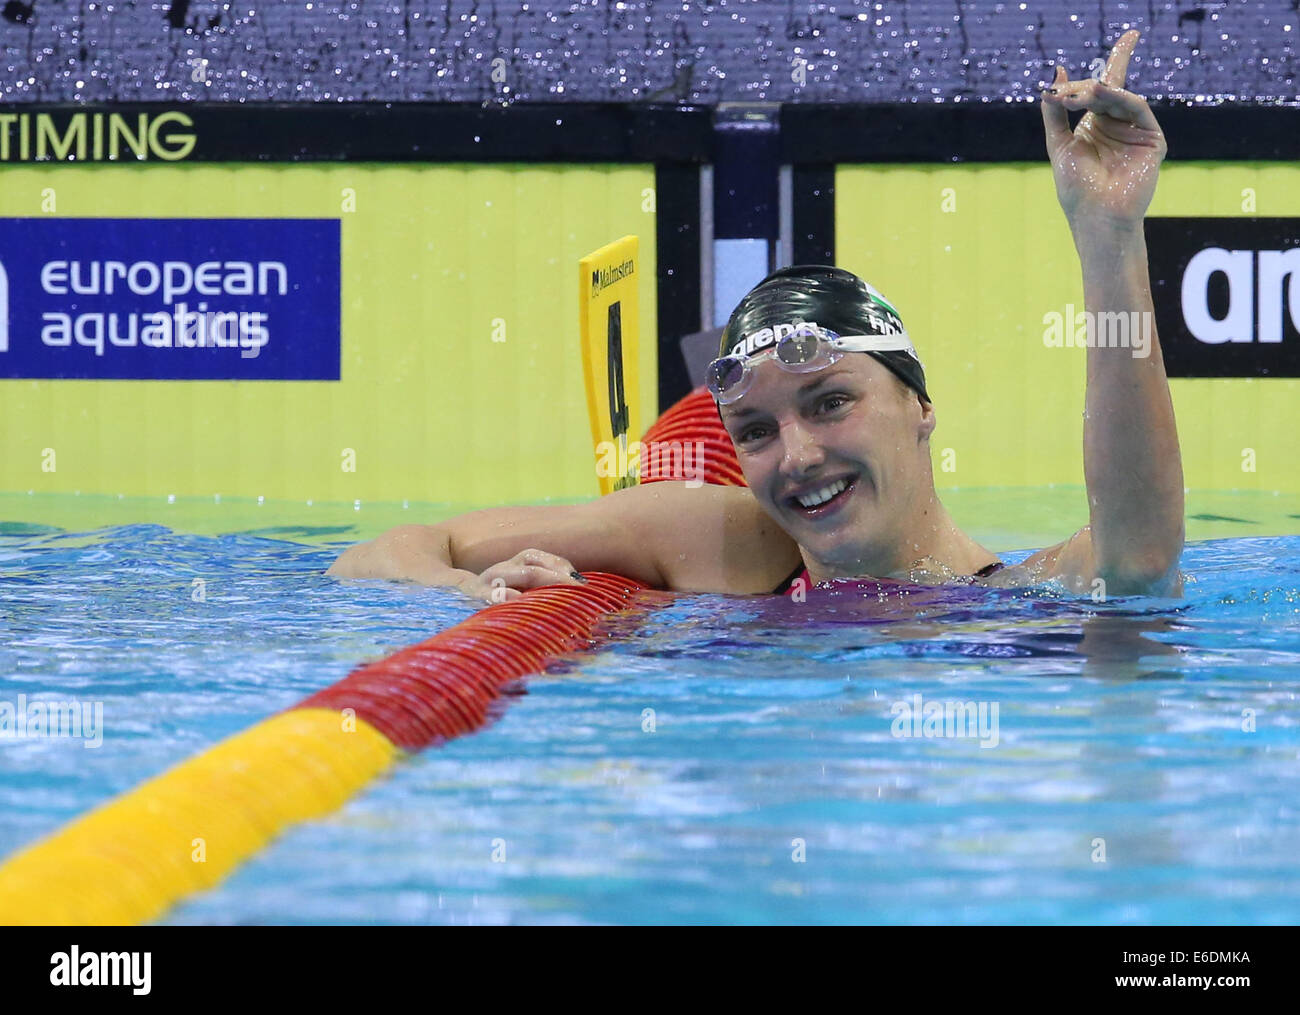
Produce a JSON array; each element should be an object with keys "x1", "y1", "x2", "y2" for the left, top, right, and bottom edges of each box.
[
  {"x1": 815, "y1": 393, "x2": 853, "y2": 415},
  {"x1": 735, "y1": 424, "x2": 772, "y2": 445}
]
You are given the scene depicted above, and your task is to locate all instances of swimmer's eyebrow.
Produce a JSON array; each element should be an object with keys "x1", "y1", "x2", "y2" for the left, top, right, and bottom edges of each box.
[{"x1": 723, "y1": 369, "x2": 853, "y2": 419}]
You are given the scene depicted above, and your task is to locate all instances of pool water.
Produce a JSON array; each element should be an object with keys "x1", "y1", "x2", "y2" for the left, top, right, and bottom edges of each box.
[{"x1": 2, "y1": 512, "x2": 1299, "y2": 924}]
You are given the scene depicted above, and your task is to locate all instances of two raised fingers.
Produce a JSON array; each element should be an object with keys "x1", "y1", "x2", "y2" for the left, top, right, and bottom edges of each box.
[
  {"x1": 472, "y1": 548, "x2": 586, "y2": 604},
  {"x1": 1041, "y1": 30, "x2": 1162, "y2": 152}
]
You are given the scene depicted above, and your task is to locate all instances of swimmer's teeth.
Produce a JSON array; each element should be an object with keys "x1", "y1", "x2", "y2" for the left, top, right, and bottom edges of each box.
[{"x1": 796, "y1": 478, "x2": 850, "y2": 508}]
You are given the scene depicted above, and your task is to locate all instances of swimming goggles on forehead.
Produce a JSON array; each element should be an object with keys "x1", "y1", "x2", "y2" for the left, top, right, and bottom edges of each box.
[{"x1": 705, "y1": 322, "x2": 919, "y2": 405}]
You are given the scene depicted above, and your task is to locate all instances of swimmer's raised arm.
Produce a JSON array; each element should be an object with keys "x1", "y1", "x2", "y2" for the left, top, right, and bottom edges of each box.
[
  {"x1": 326, "y1": 482, "x2": 801, "y2": 602},
  {"x1": 1032, "y1": 29, "x2": 1184, "y2": 596}
]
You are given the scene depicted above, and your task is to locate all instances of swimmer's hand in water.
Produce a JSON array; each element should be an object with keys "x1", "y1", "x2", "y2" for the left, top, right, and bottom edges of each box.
[
  {"x1": 1040, "y1": 29, "x2": 1166, "y2": 232},
  {"x1": 458, "y1": 548, "x2": 588, "y2": 605}
]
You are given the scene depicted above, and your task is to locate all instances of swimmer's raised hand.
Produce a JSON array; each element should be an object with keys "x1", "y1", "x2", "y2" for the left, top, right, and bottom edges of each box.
[
  {"x1": 459, "y1": 548, "x2": 587, "y2": 604},
  {"x1": 1040, "y1": 29, "x2": 1167, "y2": 231}
]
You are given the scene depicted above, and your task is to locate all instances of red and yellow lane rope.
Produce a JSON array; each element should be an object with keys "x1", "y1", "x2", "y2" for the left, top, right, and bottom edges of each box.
[{"x1": 0, "y1": 572, "x2": 649, "y2": 926}]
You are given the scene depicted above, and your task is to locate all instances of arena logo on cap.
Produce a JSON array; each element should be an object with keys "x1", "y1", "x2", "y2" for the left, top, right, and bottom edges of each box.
[
  {"x1": 1146, "y1": 216, "x2": 1300, "y2": 378},
  {"x1": 729, "y1": 320, "x2": 812, "y2": 358},
  {"x1": 0, "y1": 217, "x2": 340, "y2": 380}
]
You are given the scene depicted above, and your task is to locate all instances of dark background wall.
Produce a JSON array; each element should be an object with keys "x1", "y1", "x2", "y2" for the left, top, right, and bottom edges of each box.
[{"x1": 1, "y1": 1, "x2": 1294, "y2": 105}]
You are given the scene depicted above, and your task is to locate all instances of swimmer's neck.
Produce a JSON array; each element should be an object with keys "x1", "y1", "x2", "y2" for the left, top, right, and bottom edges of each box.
[{"x1": 801, "y1": 494, "x2": 995, "y2": 584}]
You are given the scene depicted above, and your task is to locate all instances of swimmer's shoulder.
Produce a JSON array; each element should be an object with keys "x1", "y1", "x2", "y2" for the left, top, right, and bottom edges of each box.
[
  {"x1": 612, "y1": 481, "x2": 802, "y2": 594},
  {"x1": 969, "y1": 532, "x2": 1091, "y2": 591},
  {"x1": 977, "y1": 527, "x2": 1183, "y2": 596}
]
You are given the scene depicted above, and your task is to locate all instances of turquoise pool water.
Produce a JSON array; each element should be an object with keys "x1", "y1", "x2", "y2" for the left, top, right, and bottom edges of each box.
[{"x1": 2, "y1": 522, "x2": 1299, "y2": 924}]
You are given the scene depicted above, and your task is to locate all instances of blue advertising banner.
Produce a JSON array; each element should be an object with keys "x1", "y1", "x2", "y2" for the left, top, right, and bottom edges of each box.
[{"x1": 0, "y1": 217, "x2": 340, "y2": 380}]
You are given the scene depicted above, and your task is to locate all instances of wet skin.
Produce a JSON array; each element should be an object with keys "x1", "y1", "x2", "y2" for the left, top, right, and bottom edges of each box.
[{"x1": 718, "y1": 354, "x2": 1000, "y2": 586}]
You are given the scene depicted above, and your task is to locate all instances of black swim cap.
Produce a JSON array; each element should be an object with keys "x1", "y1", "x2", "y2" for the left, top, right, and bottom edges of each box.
[{"x1": 717, "y1": 265, "x2": 930, "y2": 403}]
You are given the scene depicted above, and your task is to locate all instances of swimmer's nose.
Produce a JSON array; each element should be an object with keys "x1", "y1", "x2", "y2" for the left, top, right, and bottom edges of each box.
[{"x1": 777, "y1": 420, "x2": 826, "y2": 477}]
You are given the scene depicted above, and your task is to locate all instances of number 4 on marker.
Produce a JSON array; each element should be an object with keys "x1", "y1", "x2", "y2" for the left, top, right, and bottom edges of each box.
[{"x1": 606, "y1": 300, "x2": 634, "y2": 490}]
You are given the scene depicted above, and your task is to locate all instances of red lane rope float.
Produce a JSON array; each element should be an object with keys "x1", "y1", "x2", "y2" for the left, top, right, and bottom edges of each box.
[
  {"x1": 0, "y1": 571, "x2": 650, "y2": 924},
  {"x1": 639, "y1": 386, "x2": 746, "y2": 487},
  {"x1": 297, "y1": 570, "x2": 656, "y2": 754}
]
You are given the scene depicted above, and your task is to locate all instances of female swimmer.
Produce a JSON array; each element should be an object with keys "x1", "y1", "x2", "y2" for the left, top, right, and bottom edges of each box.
[{"x1": 329, "y1": 30, "x2": 1183, "y2": 603}]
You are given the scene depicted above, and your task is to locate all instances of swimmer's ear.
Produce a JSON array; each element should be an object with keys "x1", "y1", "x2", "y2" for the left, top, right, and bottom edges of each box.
[{"x1": 916, "y1": 396, "x2": 937, "y2": 441}]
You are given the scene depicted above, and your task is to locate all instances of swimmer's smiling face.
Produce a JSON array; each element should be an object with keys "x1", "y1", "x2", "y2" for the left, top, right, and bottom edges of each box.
[{"x1": 720, "y1": 353, "x2": 937, "y2": 575}]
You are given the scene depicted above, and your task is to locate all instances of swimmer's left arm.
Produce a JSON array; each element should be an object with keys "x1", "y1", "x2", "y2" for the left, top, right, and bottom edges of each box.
[{"x1": 1036, "y1": 29, "x2": 1184, "y2": 596}]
